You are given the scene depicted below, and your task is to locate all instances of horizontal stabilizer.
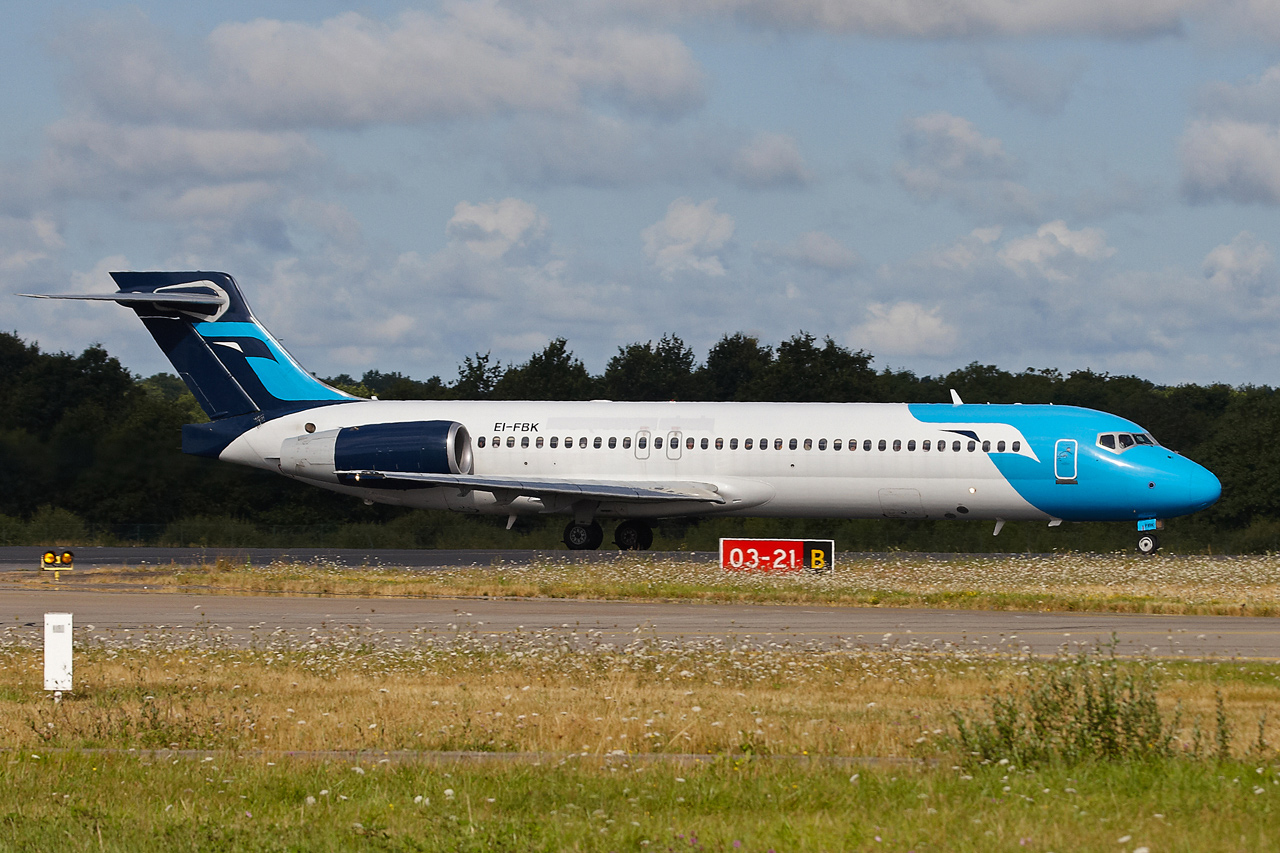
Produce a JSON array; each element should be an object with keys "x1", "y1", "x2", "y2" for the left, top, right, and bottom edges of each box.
[
  {"x1": 336, "y1": 470, "x2": 725, "y2": 504},
  {"x1": 21, "y1": 291, "x2": 228, "y2": 308}
]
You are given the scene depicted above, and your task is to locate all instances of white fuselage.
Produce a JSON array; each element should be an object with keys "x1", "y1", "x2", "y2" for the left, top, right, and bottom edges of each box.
[{"x1": 220, "y1": 400, "x2": 1049, "y2": 522}]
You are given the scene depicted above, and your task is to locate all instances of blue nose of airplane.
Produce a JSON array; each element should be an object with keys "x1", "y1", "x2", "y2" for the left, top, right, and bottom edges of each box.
[{"x1": 1187, "y1": 464, "x2": 1222, "y2": 512}]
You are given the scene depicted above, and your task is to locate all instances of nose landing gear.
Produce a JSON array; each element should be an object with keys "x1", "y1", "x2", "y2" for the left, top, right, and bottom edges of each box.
[{"x1": 1137, "y1": 533, "x2": 1160, "y2": 555}]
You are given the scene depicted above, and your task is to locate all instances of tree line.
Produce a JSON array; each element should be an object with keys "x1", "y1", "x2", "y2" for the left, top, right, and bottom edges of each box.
[{"x1": 2, "y1": 329, "x2": 1277, "y2": 552}]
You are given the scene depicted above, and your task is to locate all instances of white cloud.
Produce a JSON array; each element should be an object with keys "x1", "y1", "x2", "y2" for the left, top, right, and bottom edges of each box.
[
  {"x1": 578, "y1": 0, "x2": 1199, "y2": 38},
  {"x1": 853, "y1": 301, "x2": 958, "y2": 357},
  {"x1": 446, "y1": 198, "x2": 549, "y2": 259},
  {"x1": 894, "y1": 112, "x2": 1038, "y2": 220},
  {"x1": 1204, "y1": 231, "x2": 1276, "y2": 293},
  {"x1": 43, "y1": 119, "x2": 318, "y2": 184},
  {"x1": 63, "y1": 6, "x2": 705, "y2": 129},
  {"x1": 641, "y1": 197, "x2": 735, "y2": 278},
  {"x1": 1180, "y1": 119, "x2": 1280, "y2": 205},
  {"x1": 756, "y1": 231, "x2": 860, "y2": 271},
  {"x1": 977, "y1": 50, "x2": 1083, "y2": 115},
  {"x1": 997, "y1": 220, "x2": 1115, "y2": 280},
  {"x1": 730, "y1": 132, "x2": 812, "y2": 187}
]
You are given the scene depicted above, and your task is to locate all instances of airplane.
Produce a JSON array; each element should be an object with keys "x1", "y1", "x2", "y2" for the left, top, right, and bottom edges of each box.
[{"x1": 24, "y1": 271, "x2": 1221, "y2": 554}]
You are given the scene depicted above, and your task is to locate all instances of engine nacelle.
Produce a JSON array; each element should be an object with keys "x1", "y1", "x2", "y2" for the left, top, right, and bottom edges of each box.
[{"x1": 280, "y1": 420, "x2": 473, "y2": 482}]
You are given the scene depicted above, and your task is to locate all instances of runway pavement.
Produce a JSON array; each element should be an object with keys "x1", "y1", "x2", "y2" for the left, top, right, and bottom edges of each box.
[
  {"x1": 3, "y1": 586, "x2": 1278, "y2": 660},
  {"x1": 0, "y1": 545, "x2": 711, "y2": 571}
]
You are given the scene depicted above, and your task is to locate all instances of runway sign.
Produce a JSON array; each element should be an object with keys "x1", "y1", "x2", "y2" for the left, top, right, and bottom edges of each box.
[
  {"x1": 720, "y1": 538, "x2": 834, "y2": 572},
  {"x1": 44, "y1": 612, "x2": 72, "y2": 691}
]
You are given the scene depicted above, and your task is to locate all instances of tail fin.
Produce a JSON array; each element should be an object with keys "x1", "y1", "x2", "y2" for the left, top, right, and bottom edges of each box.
[{"x1": 27, "y1": 271, "x2": 353, "y2": 420}]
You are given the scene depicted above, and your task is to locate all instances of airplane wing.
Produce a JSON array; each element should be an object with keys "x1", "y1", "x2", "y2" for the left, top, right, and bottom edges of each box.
[{"x1": 334, "y1": 470, "x2": 724, "y2": 504}]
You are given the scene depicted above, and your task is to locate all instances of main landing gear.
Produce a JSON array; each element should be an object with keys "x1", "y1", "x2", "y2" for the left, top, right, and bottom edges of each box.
[{"x1": 562, "y1": 519, "x2": 654, "y2": 551}]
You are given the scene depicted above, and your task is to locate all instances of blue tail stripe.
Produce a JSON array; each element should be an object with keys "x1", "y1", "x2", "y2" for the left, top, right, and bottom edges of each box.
[{"x1": 194, "y1": 322, "x2": 349, "y2": 403}]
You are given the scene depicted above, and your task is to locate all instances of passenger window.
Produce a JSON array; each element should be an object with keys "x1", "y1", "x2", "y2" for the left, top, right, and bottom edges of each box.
[
  {"x1": 967, "y1": 441, "x2": 976, "y2": 452},
  {"x1": 1119, "y1": 434, "x2": 1134, "y2": 449},
  {"x1": 907, "y1": 440, "x2": 916, "y2": 451},
  {"x1": 775, "y1": 438, "x2": 783, "y2": 450},
  {"x1": 892, "y1": 439, "x2": 901, "y2": 451},
  {"x1": 996, "y1": 440, "x2": 1005, "y2": 452},
  {"x1": 922, "y1": 440, "x2": 931, "y2": 451},
  {"x1": 818, "y1": 439, "x2": 827, "y2": 450},
  {"x1": 477, "y1": 436, "x2": 486, "y2": 448},
  {"x1": 1012, "y1": 440, "x2": 1021, "y2": 452},
  {"x1": 744, "y1": 438, "x2": 753, "y2": 450},
  {"x1": 593, "y1": 437, "x2": 602, "y2": 449},
  {"x1": 493, "y1": 436, "x2": 500, "y2": 447},
  {"x1": 833, "y1": 439, "x2": 842, "y2": 450},
  {"x1": 878, "y1": 439, "x2": 887, "y2": 451},
  {"x1": 521, "y1": 436, "x2": 530, "y2": 448},
  {"x1": 982, "y1": 440, "x2": 990, "y2": 452},
  {"x1": 579, "y1": 437, "x2": 588, "y2": 448},
  {"x1": 608, "y1": 436, "x2": 616, "y2": 449},
  {"x1": 1099, "y1": 434, "x2": 1116, "y2": 450},
  {"x1": 952, "y1": 441, "x2": 962, "y2": 452},
  {"x1": 729, "y1": 438, "x2": 738, "y2": 450},
  {"x1": 550, "y1": 436, "x2": 559, "y2": 448},
  {"x1": 864, "y1": 440, "x2": 872, "y2": 451},
  {"x1": 623, "y1": 436, "x2": 632, "y2": 449},
  {"x1": 507, "y1": 436, "x2": 516, "y2": 448},
  {"x1": 638, "y1": 436, "x2": 647, "y2": 449},
  {"x1": 687, "y1": 437, "x2": 695, "y2": 450},
  {"x1": 537, "y1": 436, "x2": 545, "y2": 448},
  {"x1": 565, "y1": 437, "x2": 572, "y2": 448},
  {"x1": 655, "y1": 437, "x2": 663, "y2": 449},
  {"x1": 715, "y1": 438, "x2": 723, "y2": 450},
  {"x1": 760, "y1": 438, "x2": 768, "y2": 450},
  {"x1": 789, "y1": 438, "x2": 798, "y2": 450},
  {"x1": 701, "y1": 438, "x2": 709, "y2": 450}
]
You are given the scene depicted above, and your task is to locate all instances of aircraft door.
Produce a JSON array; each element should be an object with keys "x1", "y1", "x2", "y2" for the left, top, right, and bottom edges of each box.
[
  {"x1": 635, "y1": 430, "x2": 650, "y2": 460},
  {"x1": 1054, "y1": 439, "x2": 1078, "y2": 484},
  {"x1": 667, "y1": 431, "x2": 682, "y2": 460}
]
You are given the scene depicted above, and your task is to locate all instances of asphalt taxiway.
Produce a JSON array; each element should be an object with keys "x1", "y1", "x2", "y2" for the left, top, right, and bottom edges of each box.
[{"x1": 3, "y1": 586, "x2": 1277, "y2": 660}]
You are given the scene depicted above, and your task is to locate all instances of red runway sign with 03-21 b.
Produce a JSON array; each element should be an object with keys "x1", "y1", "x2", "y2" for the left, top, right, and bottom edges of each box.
[{"x1": 719, "y1": 538, "x2": 834, "y2": 572}]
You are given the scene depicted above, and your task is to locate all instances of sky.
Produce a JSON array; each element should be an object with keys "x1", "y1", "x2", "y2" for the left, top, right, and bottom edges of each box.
[{"x1": 3, "y1": 1, "x2": 1280, "y2": 388}]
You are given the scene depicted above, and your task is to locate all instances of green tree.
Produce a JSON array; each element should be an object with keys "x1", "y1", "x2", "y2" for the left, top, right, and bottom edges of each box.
[
  {"x1": 494, "y1": 338, "x2": 598, "y2": 400},
  {"x1": 699, "y1": 333, "x2": 773, "y2": 401},
  {"x1": 603, "y1": 335, "x2": 700, "y2": 400}
]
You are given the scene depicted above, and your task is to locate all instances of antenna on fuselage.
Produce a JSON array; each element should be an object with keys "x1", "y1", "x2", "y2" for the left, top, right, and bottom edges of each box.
[{"x1": 950, "y1": 389, "x2": 963, "y2": 406}]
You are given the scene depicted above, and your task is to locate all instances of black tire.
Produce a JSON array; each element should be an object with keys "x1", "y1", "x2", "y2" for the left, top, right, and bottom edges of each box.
[
  {"x1": 1137, "y1": 533, "x2": 1159, "y2": 555},
  {"x1": 564, "y1": 521, "x2": 604, "y2": 550},
  {"x1": 614, "y1": 520, "x2": 654, "y2": 551}
]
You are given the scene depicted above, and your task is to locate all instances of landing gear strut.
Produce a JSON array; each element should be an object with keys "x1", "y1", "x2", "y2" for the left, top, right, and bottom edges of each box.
[
  {"x1": 613, "y1": 520, "x2": 654, "y2": 551},
  {"x1": 1137, "y1": 533, "x2": 1160, "y2": 555},
  {"x1": 563, "y1": 520, "x2": 604, "y2": 550}
]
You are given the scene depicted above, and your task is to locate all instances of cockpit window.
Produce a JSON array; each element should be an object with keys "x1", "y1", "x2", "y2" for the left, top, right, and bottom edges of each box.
[{"x1": 1097, "y1": 432, "x2": 1159, "y2": 453}]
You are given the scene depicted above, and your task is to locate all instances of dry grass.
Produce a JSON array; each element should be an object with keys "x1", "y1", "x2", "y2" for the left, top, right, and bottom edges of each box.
[
  {"x1": 9, "y1": 551, "x2": 1280, "y2": 615},
  {"x1": 3, "y1": 622, "x2": 1279, "y2": 761}
]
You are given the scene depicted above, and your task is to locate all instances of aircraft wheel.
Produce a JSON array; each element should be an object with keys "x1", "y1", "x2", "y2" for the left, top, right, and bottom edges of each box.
[
  {"x1": 1137, "y1": 533, "x2": 1160, "y2": 555},
  {"x1": 564, "y1": 521, "x2": 604, "y2": 550},
  {"x1": 614, "y1": 520, "x2": 654, "y2": 551}
]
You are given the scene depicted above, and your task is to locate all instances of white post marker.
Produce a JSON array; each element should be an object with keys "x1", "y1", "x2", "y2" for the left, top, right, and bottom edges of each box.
[{"x1": 44, "y1": 612, "x2": 72, "y2": 692}]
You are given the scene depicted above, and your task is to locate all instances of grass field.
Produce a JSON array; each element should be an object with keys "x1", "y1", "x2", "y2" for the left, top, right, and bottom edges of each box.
[
  {"x1": 10, "y1": 551, "x2": 1280, "y2": 616},
  {"x1": 4, "y1": 753, "x2": 1279, "y2": 852},
  {"x1": 5, "y1": 554, "x2": 1280, "y2": 849}
]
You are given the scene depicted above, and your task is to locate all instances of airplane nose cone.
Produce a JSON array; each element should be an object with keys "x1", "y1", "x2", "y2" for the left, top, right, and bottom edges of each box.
[{"x1": 1188, "y1": 465, "x2": 1221, "y2": 511}]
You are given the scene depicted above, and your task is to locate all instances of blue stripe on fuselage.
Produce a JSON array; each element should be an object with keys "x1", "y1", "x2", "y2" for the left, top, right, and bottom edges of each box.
[{"x1": 907, "y1": 403, "x2": 1219, "y2": 521}]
